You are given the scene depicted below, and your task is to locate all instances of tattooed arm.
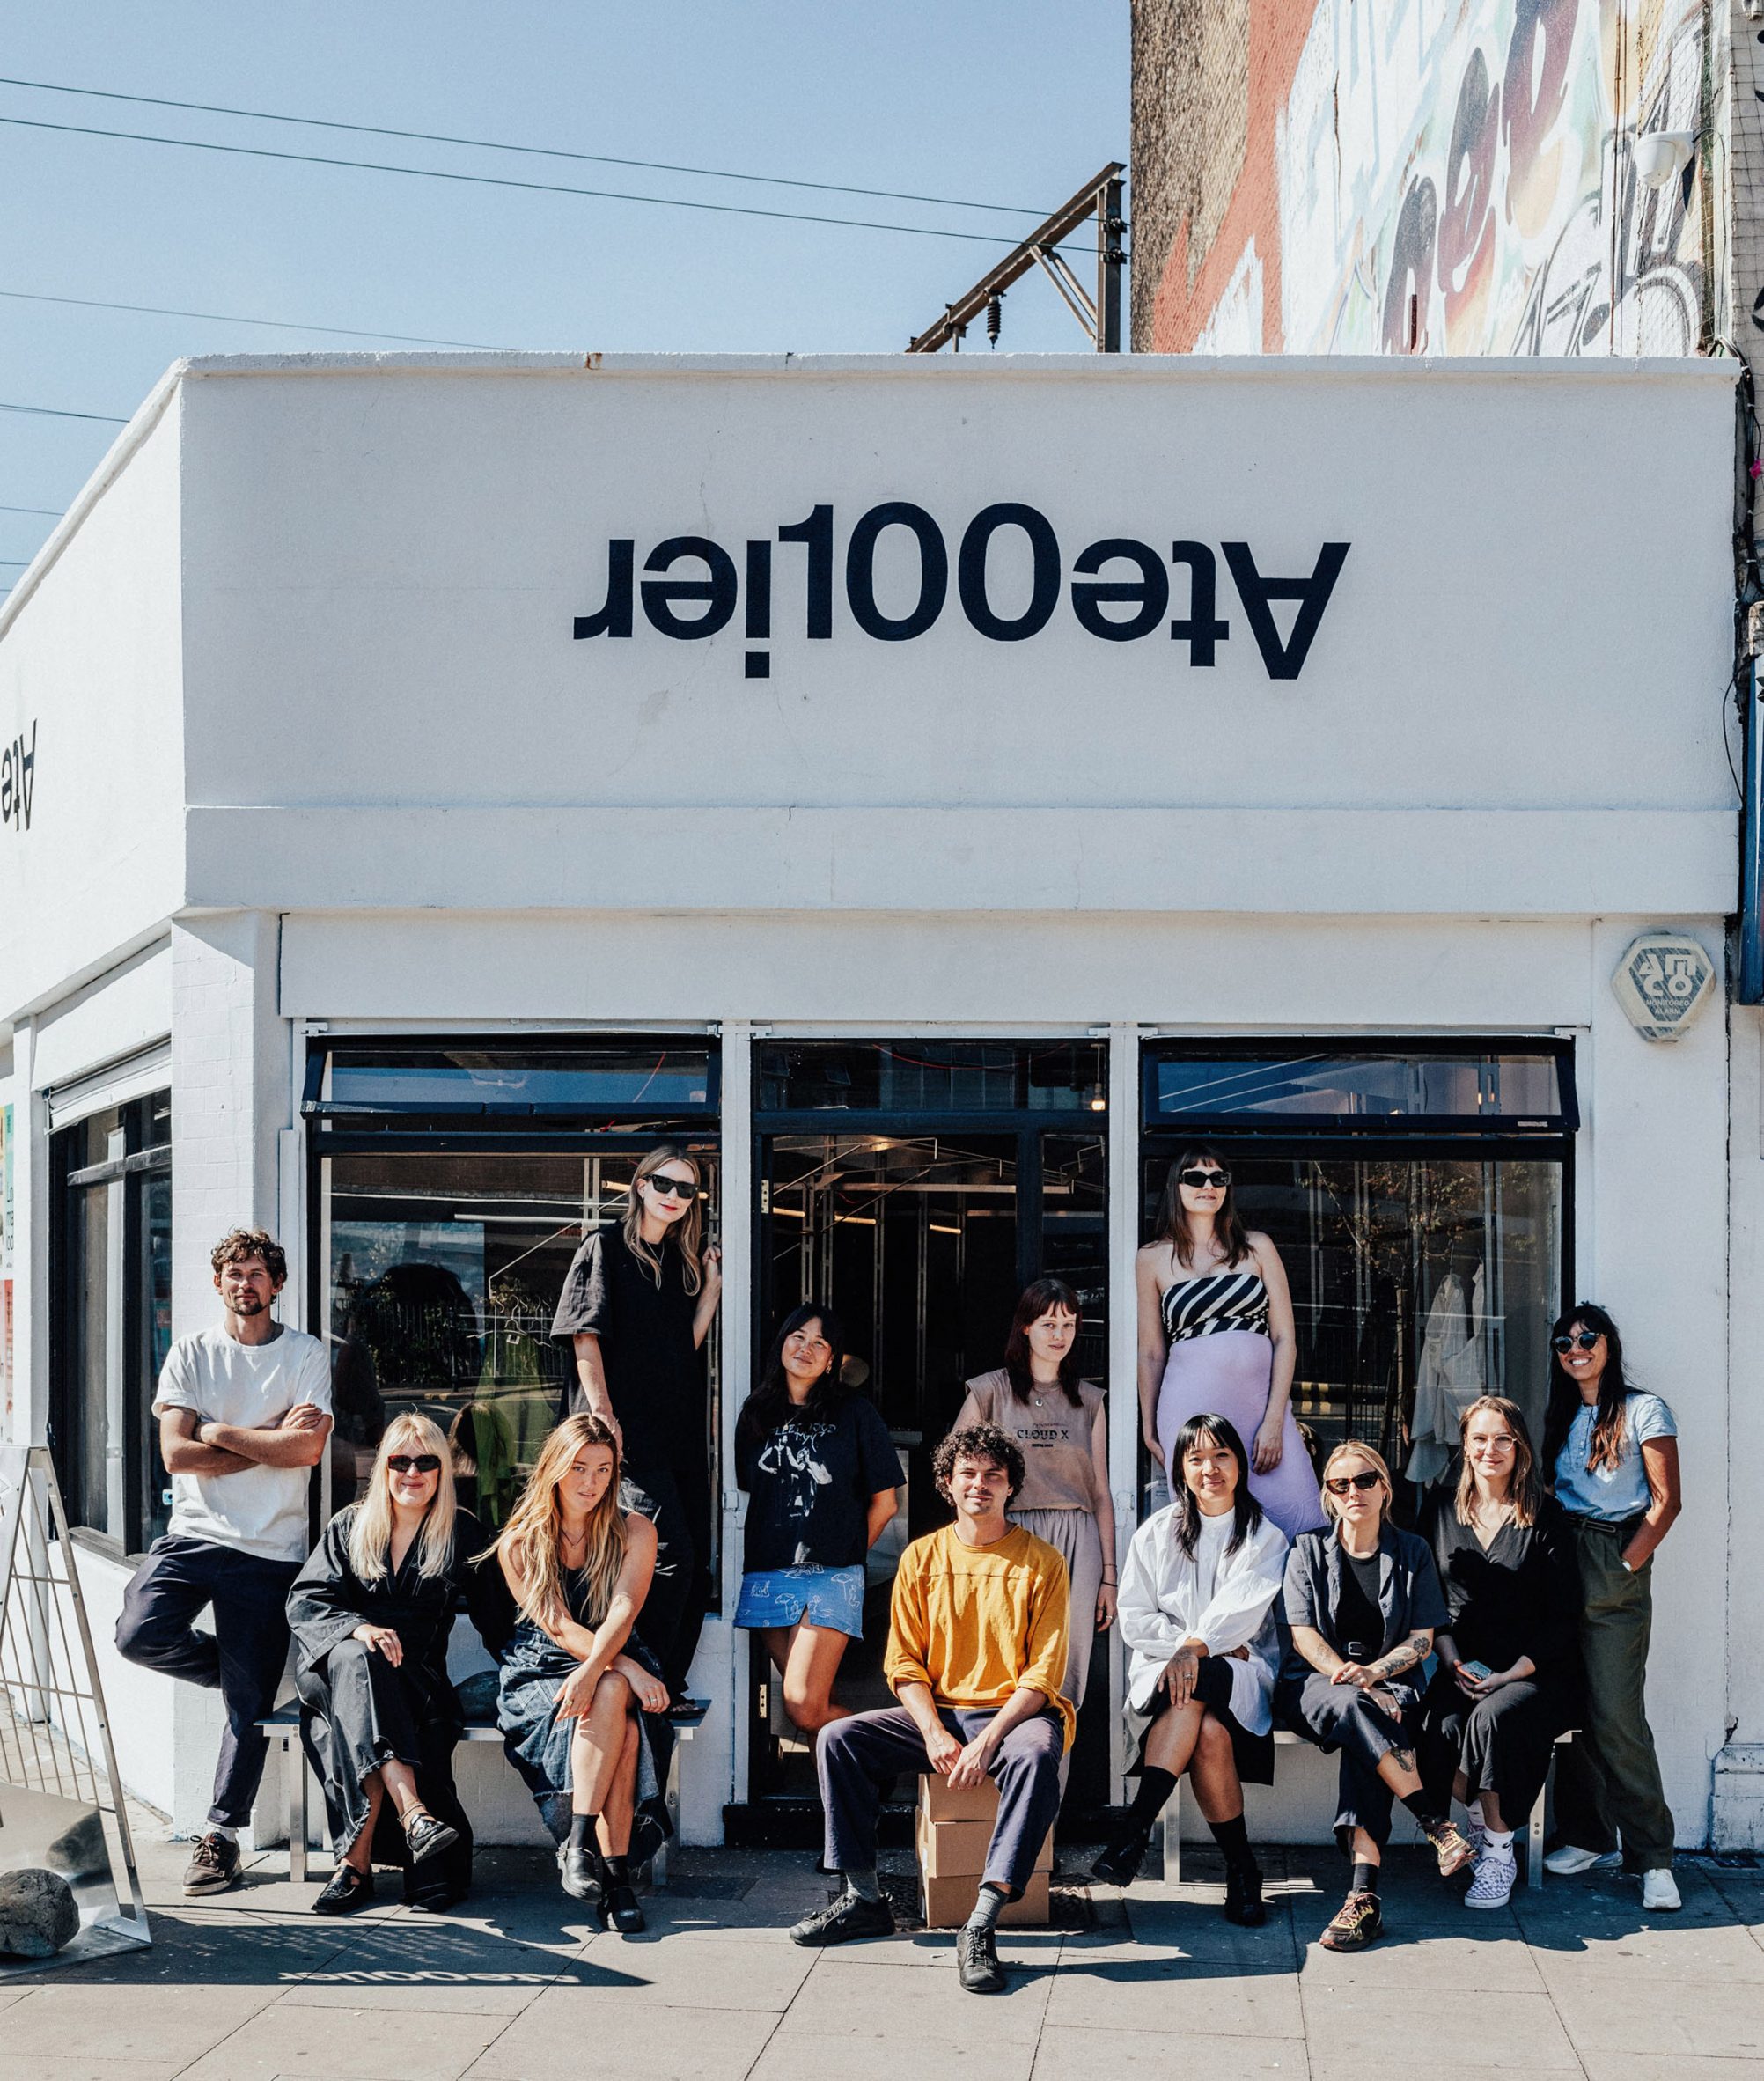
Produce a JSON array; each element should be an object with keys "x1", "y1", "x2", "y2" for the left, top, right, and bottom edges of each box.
[{"x1": 1333, "y1": 1630, "x2": 1434, "y2": 1689}]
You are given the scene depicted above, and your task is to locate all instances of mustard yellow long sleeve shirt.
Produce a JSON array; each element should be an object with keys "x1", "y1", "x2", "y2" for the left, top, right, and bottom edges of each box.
[{"x1": 883, "y1": 1522, "x2": 1075, "y2": 1750}]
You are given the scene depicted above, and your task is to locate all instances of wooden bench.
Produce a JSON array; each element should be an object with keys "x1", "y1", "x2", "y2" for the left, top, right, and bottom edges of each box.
[
  {"x1": 257, "y1": 1702, "x2": 704, "y2": 1887},
  {"x1": 1160, "y1": 1726, "x2": 1576, "y2": 1887}
]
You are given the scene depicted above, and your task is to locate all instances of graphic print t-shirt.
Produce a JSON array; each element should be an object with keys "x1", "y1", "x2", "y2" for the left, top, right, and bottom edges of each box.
[{"x1": 737, "y1": 1395, "x2": 900, "y2": 1573}]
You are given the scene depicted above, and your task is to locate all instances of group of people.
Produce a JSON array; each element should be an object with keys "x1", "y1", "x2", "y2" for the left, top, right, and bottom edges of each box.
[{"x1": 109, "y1": 1141, "x2": 1685, "y2": 1994}]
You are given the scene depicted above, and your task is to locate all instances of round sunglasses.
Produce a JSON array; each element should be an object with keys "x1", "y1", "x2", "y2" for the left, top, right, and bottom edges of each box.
[
  {"x1": 1551, "y1": 1330, "x2": 1603, "y2": 1354},
  {"x1": 1325, "y1": 1468, "x2": 1384, "y2": 1496},
  {"x1": 386, "y1": 1453, "x2": 442, "y2": 1475}
]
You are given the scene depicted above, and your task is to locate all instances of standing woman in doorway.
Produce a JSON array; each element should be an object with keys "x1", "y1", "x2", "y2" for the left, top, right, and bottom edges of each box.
[
  {"x1": 734, "y1": 1304, "x2": 900, "y2": 1733},
  {"x1": 1541, "y1": 1305, "x2": 1683, "y2": 1913},
  {"x1": 1137, "y1": 1150, "x2": 1318, "y2": 1540},
  {"x1": 551, "y1": 1144, "x2": 721, "y2": 1711},
  {"x1": 955, "y1": 1276, "x2": 1116, "y2": 1727}
]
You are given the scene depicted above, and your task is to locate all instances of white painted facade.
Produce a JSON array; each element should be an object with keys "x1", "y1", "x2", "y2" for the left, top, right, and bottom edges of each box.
[{"x1": 0, "y1": 351, "x2": 1754, "y2": 1852}]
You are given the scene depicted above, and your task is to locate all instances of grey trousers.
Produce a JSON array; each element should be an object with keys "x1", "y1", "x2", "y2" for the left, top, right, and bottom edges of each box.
[{"x1": 816, "y1": 1704, "x2": 1063, "y2": 1898}]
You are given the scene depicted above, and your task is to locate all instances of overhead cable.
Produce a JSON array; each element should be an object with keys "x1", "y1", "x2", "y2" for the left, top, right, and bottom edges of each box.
[
  {"x1": 0, "y1": 286, "x2": 506, "y2": 349},
  {"x1": 0, "y1": 74, "x2": 1047, "y2": 218},
  {"x1": 0, "y1": 400, "x2": 128, "y2": 423},
  {"x1": 0, "y1": 113, "x2": 1017, "y2": 246}
]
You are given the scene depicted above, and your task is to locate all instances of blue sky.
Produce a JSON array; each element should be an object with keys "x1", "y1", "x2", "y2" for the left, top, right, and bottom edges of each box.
[{"x1": 0, "y1": 4, "x2": 1128, "y2": 579}]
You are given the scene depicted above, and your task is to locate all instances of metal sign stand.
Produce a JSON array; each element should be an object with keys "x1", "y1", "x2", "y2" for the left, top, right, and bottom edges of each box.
[{"x1": 0, "y1": 1446, "x2": 151, "y2": 1970}]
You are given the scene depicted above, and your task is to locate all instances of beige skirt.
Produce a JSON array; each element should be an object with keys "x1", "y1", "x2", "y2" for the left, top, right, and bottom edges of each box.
[{"x1": 1009, "y1": 1504, "x2": 1104, "y2": 1710}]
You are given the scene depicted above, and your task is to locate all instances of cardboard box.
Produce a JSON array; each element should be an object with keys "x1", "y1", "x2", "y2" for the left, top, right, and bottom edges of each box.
[
  {"x1": 920, "y1": 1869, "x2": 1051, "y2": 1930},
  {"x1": 915, "y1": 1808, "x2": 1053, "y2": 1880},
  {"x1": 919, "y1": 1773, "x2": 1003, "y2": 1825}
]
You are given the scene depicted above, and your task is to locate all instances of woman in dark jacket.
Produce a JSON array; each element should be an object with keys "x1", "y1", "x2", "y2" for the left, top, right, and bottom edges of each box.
[
  {"x1": 287, "y1": 1412, "x2": 513, "y2": 1916},
  {"x1": 1278, "y1": 1441, "x2": 1475, "y2": 1954}
]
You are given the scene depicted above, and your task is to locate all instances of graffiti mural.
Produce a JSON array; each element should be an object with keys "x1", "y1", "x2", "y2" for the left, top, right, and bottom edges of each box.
[{"x1": 1142, "y1": 0, "x2": 1712, "y2": 357}]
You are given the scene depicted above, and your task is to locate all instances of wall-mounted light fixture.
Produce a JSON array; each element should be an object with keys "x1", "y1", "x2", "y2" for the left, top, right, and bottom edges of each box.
[{"x1": 1632, "y1": 130, "x2": 1695, "y2": 189}]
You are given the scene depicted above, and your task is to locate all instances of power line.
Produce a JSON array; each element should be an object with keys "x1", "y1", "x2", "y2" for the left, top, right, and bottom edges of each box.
[
  {"x1": 0, "y1": 504, "x2": 62, "y2": 516},
  {"x1": 0, "y1": 74, "x2": 1047, "y2": 220},
  {"x1": 0, "y1": 400, "x2": 128, "y2": 423},
  {"x1": 0, "y1": 286, "x2": 507, "y2": 349},
  {"x1": 0, "y1": 113, "x2": 1017, "y2": 247}
]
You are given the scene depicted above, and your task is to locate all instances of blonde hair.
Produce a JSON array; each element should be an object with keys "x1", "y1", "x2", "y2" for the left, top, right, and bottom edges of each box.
[
  {"x1": 1453, "y1": 1394, "x2": 1540, "y2": 1528},
  {"x1": 1319, "y1": 1440, "x2": 1394, "y2": 1525},
  {"x1": 496, "y1": 1414, "x2": 628, "y2": 1631},
  {"x1": 621, "y1": 1143, "x2": 706, "y2": 1295},
  {"x1": 347, "y1": 1411, "x2": 458, "y2": 1582}
]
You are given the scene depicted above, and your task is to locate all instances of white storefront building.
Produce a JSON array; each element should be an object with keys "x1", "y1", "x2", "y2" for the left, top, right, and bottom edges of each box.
[{"x1": 1, "y1": 350, "x2": 1758, "y2": 1855}]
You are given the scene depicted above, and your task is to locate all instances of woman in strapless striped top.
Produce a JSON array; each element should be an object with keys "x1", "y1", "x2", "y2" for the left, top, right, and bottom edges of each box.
[{"x1": 1136, "y1": 1150, "x2": 1320, "y2": 1540}]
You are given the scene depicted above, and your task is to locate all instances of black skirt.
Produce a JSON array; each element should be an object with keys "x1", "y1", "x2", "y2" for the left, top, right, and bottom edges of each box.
[{"x1": 1129, "y1": 1655, "x2": 1275, "y2": 1787}]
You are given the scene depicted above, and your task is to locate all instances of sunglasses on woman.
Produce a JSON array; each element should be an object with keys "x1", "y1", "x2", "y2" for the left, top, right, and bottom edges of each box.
[
  {"x1": 1325, "y1": 1468, "x2": 1384, "y2": 1495},
  {"x1": 386, "y1": 1453, "x2": 442, "y2": 1475},
  {"x1": 1551, "y1": 1330, "x2": 1602, "y2": 1353},
  {"x1": 1179, "y1": 1167, "x2": 1231, "y2": 1188},
  {"x1": 644, "y1": 1173, "x2": 697, "y2": 1199}
]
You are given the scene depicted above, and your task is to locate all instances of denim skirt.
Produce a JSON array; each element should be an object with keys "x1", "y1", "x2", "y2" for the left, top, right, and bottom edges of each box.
[{"x1": 734, "y1": 1563, "x2": 865, "y2": 1638}]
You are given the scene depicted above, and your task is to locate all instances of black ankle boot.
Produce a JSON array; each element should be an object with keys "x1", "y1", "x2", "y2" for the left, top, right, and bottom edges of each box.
[
  {"x1": 1089, "y1": 1826, "x2": 1153, "y2": 1888},
  {"x1": 1223, "y1": 1860, "x2": 1266, "y2": 1926}
]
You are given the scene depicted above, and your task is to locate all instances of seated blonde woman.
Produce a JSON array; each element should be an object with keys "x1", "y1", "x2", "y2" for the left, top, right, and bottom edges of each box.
[
  {"x1": 495, "y1": 1413, "x2": 673, "y2": 1934},
  {"x1": 287, "y1": 1412, "x2": 510, "y2": 1916}
]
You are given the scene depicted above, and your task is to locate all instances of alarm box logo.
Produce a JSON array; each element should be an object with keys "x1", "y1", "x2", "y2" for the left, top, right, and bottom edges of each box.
[{"x1": 572, "y1": 503, "x2": 1349, "y2": 681}]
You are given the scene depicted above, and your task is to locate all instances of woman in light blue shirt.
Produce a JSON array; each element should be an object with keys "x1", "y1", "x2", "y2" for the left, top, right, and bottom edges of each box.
[{"x1": 1540, "y1": 1304, "x2": 1682, "y2": 1911}]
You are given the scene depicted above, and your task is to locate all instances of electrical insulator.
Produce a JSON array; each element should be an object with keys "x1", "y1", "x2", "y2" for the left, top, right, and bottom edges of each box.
[{"x1": 987, "y1": 294, "x2": 1003, "y2": 347}]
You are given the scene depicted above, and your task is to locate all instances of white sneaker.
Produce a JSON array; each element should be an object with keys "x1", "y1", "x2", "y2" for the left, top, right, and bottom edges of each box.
[
  {"x1": 1544, "y1": 1844, "x2": 1621, "y2": 1876},
  {"x1": 1640, "y1": 1868, "x2": 1681, "y2": 1913},
  {"x1": 1463, "y1": 1841, "x2": 1516, "y2": 1910}
]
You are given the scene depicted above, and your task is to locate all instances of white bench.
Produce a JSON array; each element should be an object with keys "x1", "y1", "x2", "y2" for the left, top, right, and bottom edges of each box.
[
  {"x1": 258, "y1": 1704, "x2": 700, "y2": 1887},
  {"x1": 1159, "y1": 1726, "x2": 1575, "y2": 1887}
]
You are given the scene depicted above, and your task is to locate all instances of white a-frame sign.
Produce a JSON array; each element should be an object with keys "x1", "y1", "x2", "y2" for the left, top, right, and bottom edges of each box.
[{"x1": 0, "y1": 1446, "x2": 151, "y2": 1970}]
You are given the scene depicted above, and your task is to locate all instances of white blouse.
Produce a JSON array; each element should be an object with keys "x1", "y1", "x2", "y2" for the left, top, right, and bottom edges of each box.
[{"x1": 1117, "y1": 1504, "x2": 1289, "y2": 1732}]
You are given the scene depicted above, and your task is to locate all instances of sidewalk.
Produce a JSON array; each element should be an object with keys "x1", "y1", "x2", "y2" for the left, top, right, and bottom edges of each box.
[{"x1": 2, "y1": 1827, "x2": 1760, "y2": 2080}]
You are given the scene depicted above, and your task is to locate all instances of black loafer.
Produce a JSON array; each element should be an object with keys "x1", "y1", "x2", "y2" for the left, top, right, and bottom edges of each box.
[
  {"x1": 402, "y1": 1811, "x2": 461, "y2": 1864},
  {"x1": 312, "y1": 1864, "x2": 376, "y2": 1916},
  {"x1": 557, "y1": 1842, "x2": 606, "y2": 1905},
  {"x1": 957, "y1": 1923, "x2": 1006, "y2": 1994},
  {"x1": 1089, "y1": 1827, "x2": 1152, "y2": 1888},
  {"x1": 1224, "y1": 1861, "x2": 1267, "y2": 1927},
  {"x1": 789, "y1": 1893, "x2": 894, "y2": 1947},
  {"x1": 606, "y1": 1879, "x2": 646, "y2": 1934}
]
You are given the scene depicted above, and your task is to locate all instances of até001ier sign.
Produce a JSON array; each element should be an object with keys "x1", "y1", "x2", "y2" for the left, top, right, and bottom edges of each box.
[{"x1": 573, "y1": 502, "x2": 1349, "y2": 681}]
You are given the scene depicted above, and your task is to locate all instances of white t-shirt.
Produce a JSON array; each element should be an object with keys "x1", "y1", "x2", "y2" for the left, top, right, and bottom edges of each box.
[{"x1": 153, "y1": 1322, "x2": 334, "y2": 1563}]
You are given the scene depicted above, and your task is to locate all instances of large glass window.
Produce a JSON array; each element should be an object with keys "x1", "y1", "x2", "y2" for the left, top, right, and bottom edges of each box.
[
  {"x1": 50, "y1": 1092, "x2": 173, "y2": 1553},
  {"x1": 1145, "y1": 1044, "x2": 1575, "y2": 1135}
]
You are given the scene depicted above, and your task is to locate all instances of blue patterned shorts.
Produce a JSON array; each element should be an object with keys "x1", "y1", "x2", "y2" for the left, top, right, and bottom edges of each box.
[{"x1": 734, "y1": 1564, "x2": 864, "y2": 1638}]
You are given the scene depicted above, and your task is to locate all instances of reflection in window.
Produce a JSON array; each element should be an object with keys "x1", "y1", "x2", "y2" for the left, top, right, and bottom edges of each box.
[
  {"x1": 321, "y1": 1044, "x2": 714, "y2": 1113},
  {"x1": 759, "y1": 1040, "x2": 1107, "y2": 1115},
  {"x1": 1148, "y1": 1049, "x2": 1569, "y2": 1127}
]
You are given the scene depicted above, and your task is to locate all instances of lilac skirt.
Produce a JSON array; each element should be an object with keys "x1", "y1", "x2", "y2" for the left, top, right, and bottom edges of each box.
[{"x1": 1156, "y1": 1330, "x2": 1321, "y2": 1541}]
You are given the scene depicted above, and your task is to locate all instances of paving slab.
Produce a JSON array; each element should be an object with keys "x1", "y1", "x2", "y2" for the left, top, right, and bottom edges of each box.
[
  {"x1": 174, "y1": 2001, "x2": 511, "y2": 2081},
  {"x1": 777, "y1": 1952, "x2": 1054, "y2": 2045},
  {"x1": 1033, "y1": 2022, "x2": 1309, "y2": 2080},
  {"x1": 464, "y1": 1994, "x2": 779, "y2": 2080}
]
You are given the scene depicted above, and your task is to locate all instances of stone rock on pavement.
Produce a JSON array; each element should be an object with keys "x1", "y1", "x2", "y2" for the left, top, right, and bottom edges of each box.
[{"x1": 0, "y1": 1866, "x2": 81, "y2": 1957}]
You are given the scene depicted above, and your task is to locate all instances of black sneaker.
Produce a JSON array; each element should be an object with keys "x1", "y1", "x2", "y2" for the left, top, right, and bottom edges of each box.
[
  {"x1": 1089, "y1": 1827, "x2": 1152, "y2": 1888},
  {"x1": 181, "y1": 1831, "x2": 242, "y2": 1898},
  {"x1": 789, "y1": 1893, "x2": 894, "y2": 1947},
  {"x1": 312, "y1": 1864, "x2": 376, "y2": 1916},
  {"x1": 957, "y1": 1923, "x2": 1006, "y2": 1994},
  {"x1": 402, "y1": 1810, "x2": 461, "y2": 1865},
  {"x1": 557, "y1": 1841, "x2": 606, "y2": 1906},
  {"x1": 1319, "y1": 1888, "x2": 1383, "y2": 1952},
  {"x1": 1224, "y1": 1861, "x2": 1266, "y2": 1927}
]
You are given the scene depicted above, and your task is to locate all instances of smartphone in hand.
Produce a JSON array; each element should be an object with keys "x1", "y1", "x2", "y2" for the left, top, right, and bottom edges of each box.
[{"x1": 1460, "y1": 1659, "x2": 1493, "y2": 1683}]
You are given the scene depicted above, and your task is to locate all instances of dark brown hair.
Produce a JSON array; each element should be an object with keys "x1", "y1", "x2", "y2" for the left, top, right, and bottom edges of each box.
[
  {"x1": 210, "y1": 1227, "x2": 287, "y2": 1285},
  {"x1": 932, "y1": 1423, "x2": 1025, "y2": 1506},
  {"x1": 1542, "y1": 1303, "x2": 1631, "y2": 1478},
  {"x1": 1155, "y1": 1146, "x2": 1252, "y2": 1272},
  {"x1": 1003, "y1": 1276, "x2": 1084, "y2": 1408}
]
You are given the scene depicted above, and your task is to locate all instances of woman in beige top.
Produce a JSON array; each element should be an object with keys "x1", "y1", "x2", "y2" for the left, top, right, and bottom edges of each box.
[{"x1": 953, "y1": 1276, "x2": 1115, "y2": 1714}]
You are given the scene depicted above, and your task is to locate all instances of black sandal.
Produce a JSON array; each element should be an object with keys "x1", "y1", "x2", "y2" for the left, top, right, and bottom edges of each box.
[{"x1": 312, "y1": 1864, "x2": 376, "y2": 1916}]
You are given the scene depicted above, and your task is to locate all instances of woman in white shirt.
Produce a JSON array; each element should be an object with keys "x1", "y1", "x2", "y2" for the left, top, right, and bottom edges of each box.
[{"x1": 1091, "y1": 1412, "x2": 1289, "y2": 1923}]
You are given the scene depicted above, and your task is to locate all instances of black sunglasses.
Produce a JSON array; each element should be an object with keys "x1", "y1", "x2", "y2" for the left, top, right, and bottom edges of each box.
[
  {"x1": 1179, "y1": 1167, "x2": 1231, "y2": 1188},
  {"x1": 1552, "y1": 1331, "x2": 1603, "y2": 1353},
  {"x1": 386, "y1": 1453, "x2": 442, "y2": 1475},
  {"x1": 1325, "y1": 1468, "x2": 1384, "y2": 1496},
  {"x1": 644, "y1": 1173, "x2": 697, "y2": 1199}
]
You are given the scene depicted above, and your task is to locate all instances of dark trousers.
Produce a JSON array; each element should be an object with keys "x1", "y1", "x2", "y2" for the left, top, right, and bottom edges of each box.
[
  {"x1": 1278, "y1": 1670, "x2": 1422, "y2": 1856},
  {"x1": 1553, "y1": 1517, "x2": 1675, "y2": 1870},
  {"x1": 817, "y1": 1705, "x2": 1063, "y2": 1898},
  {"x1": 115, "y1": 1534, "x2": 300, "y2": 1828},
  {"x1": 621, "y1": 1461, "x2": 712, "y2": 1696},
  {"x1": 1419, "y1": 1669, "x2": 1572, "y2": 1827}
]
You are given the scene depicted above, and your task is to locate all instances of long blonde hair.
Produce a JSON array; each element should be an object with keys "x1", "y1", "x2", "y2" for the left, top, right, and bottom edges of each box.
[
  {"x1": 496, "y1": 1414, "x2": 628, "y2": 1630},
  {"x1": 347, "y1": 1411, "x2": 458, "y2": 1582},
  {"x1": 1319, "y1": 1440, "x2": 1395, "y2": 1526},
  {"x1": 1453, "y1": 1393, "x2": 1540, "y2": 1528},
  {"x1": 621, "y1": 1143, "x2": 706, "y2": 1294}
]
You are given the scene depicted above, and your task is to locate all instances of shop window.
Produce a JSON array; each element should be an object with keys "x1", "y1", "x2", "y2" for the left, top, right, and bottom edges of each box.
[
  {"x1": 309, "y1": 1040, "x2": 717, "y2": 1127},
  {"x1": 49, "y1": 1092, "x2": 173, "y2": 1555},
  {"x1": 758, "y1": 1039, "x2": 1106, "y2": 1114},
  {"x1": 1145, "y1": 1044, "x2": 1575, "y2": 1135}
]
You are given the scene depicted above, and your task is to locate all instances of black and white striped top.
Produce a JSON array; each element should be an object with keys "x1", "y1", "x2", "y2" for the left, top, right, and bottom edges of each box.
[{"x1": 1161, "y1": 1269, "x2": 1270, "y2": 1344}]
